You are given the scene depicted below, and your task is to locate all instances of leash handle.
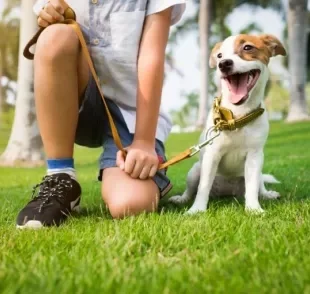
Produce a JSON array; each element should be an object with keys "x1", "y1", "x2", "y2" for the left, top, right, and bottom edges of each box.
[
  {"x1": 23, "y1": 6, "x2": 76, "y2": 60},
  {"x1": 23, "y1": 27, "x2": 44, "y2": 60}
]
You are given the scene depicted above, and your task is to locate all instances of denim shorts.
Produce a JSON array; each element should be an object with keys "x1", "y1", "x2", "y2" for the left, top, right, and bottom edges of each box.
[{"x1": 74, "y1": 76, "x2": 172, "y2": 198}]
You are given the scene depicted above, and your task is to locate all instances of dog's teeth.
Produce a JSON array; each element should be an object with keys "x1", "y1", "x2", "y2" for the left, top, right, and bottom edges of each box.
[
  {"x1": 247, "y1": 73, "x2": 253, "y2": 85},
  {"x1": 247, "y1": 71, "x2": 254, "y2": 84}
]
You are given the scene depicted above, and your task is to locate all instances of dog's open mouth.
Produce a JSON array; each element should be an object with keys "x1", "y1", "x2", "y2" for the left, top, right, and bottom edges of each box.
[{"x1": 223, "y1": 70, "x2": 261, "y2": 105}]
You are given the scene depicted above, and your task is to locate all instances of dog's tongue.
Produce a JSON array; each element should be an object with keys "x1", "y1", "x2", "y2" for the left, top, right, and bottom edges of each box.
[{"x1": 227, "y1": 73, "x2": 249, "y2": 104}]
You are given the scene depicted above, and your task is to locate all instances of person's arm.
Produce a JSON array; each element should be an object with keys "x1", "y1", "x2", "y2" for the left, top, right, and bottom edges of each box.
[
  {"x1": 116, "y1": 7, "x2": 172, "y2": 180},
  {"x1": 135, "y1": 7, "x2": 172, "y2": 145}
]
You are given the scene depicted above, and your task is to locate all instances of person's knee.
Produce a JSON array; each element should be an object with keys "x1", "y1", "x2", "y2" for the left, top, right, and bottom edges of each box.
[
  {"x1": 107, "y1": 197, "x2": 141, "y2": 219},
  {"x1": 35, "y1": 24, "x2": 79, "y2": 63},
  {"x1": 102, "y1": 179, "x2": 160, "y2": 219}
]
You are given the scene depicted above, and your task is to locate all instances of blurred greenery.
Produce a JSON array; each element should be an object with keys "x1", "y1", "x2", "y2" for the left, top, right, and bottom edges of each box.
[
  {"x1": 0, "y1": 1, "x2": 309, "y2": 129},
  {"x1": 0, "y1": 1, "x2": 20, "y2": 117}
]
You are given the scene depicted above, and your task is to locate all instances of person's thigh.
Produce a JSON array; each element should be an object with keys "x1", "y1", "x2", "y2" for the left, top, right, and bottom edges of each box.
[{"x1": 101, "y1": 167, "x2": 160, "y2": 218}]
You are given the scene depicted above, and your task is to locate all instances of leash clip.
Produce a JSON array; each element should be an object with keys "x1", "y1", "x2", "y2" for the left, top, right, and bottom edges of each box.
[
  {"x1": 189, "y1": 145, "x2": 201, "y2": 157},
  {"x1": 189, "y1": 127, "x2": 221, "y2": 157}
]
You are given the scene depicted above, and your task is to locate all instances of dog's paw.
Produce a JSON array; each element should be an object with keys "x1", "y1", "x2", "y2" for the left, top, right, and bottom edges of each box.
[
  {"x1": 245, "y1": 205, "x2": 265, "y2": 214},
  {"x1": 169, "y1": 195, "x2": 187, "y2": 205},
  {"x1": 184, "y1": 207, "x2": 206, "y2": 215},
  {"x1": 260, "y1": 190, "x2": 280, "y2": 200}
]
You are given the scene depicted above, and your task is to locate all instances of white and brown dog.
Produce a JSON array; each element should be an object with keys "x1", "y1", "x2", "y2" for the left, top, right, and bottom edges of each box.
[{"x1": 169, "y1": 34, "x2": 286, "y2": 214}]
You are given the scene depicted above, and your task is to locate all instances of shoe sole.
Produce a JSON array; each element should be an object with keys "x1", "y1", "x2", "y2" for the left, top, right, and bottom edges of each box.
[
  {"x1": 16, "y1": 205, "x2": 81, "y2": 229},
  {"x1": 16, "y1": 220, "x2": 43, "y2": 229}
]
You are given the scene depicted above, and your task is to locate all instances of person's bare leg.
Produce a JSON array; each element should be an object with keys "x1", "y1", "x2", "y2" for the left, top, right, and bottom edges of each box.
[
  {"x1": 34, "y1": 24, "x2": 89, "y2": 158},
  {"x1": 16, "y1": 24, "x2": 90, "y2": 228},
  {"x1": 102, "y1": 168, "x2": 160, "y2": 219}
]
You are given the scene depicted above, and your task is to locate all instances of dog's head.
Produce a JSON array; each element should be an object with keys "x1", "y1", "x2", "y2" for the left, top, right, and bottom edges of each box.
[{"x1": 210, "y1": 34, "x2": 286, "y2": 107}]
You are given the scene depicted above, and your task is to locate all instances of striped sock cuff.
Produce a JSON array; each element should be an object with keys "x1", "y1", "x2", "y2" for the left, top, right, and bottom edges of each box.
[{"x1": 47, "y1": 158, "x2": 74, "y2": 169}]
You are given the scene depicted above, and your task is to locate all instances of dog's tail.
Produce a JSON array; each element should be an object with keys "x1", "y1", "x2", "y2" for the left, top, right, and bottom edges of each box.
[{"x1": 262, "y1": 174, "x2": 281, "y2": 184}]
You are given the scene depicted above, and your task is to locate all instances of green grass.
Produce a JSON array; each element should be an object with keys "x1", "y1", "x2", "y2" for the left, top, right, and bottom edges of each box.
[{"x1": 0, "y1": 121, "x2": 310, "y2": 294}]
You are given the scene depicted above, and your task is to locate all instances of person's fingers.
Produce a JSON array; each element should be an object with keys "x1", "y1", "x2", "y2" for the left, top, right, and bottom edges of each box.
[
  {"x1": 149, "y1": 165, "x2": 158, "y2": 178},
  {"x1": 37, "y1": 17, "x2": 49, "y2": 28},
  {"x1": 124, "y1": 152, "x2": 136, "y2": 175},
  {"x1": 38, "y1": 9, "x2": 55, "y2": 24},
  {"x1": 129, "y1": 152, "x2": 148, "y2": 179},
  {"x1": 139, "y1": 166, "x2": 151, "y2": 180},
  {"x1": 50, "y1": 0, "x2": 66, "y2": 14},
  {"x1": 116, "y1": 151, "x2": 125, "y2": 170},
  {"x1": 44, "y1": 2, "x2": 65, "y2": 22},
  {"x1": 131, "y1": 159, "x2": 145, "y2": 179}
]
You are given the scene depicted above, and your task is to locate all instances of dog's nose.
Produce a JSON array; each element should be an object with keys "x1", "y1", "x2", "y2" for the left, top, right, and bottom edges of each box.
[{"x1": 219, "y1": 59, "x2": 233, "y2": 72}]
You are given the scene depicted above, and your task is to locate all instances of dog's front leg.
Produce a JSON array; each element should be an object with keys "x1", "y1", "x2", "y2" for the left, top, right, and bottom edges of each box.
[
  {"x1": 244, "y1": 149, "x2": 264, "y2": 213},
  {"x1": 169, "y1": 161, "x2": 201, "y2": 205},
  {"x1": 186, "y1": 150, "x2": 221, "y2": 214}
]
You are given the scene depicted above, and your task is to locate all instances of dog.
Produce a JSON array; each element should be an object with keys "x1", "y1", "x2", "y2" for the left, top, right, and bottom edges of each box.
[{"x1": 169, "y1": 34, "x2": 286, "y2": 214}]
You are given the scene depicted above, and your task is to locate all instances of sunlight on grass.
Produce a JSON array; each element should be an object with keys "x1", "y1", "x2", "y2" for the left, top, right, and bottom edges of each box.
[{"x1": 0, "y1": 121, "x2": 310, "y2": 293}]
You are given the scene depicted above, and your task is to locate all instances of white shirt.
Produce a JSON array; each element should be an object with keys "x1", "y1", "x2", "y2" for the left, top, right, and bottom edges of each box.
[{"x1": 33, "y1": 0, "x2": 186, "y2": 142}]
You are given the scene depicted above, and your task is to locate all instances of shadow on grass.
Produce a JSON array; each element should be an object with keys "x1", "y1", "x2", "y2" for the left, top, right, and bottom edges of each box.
[
  {"x1": 159, "y1": 190, "x2": 301, "y2": 214},
  {"x1": 74, "y1": 202, "x2": 112, "y2": 219},
  {"x1": 159, "y1": 193, "x2": 249, "y2": 214}
]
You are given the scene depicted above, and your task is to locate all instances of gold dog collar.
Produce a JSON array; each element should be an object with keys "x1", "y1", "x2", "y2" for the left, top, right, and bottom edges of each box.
[{"x1": 213, "y1": 97, "x2": 265, "y2": 131}]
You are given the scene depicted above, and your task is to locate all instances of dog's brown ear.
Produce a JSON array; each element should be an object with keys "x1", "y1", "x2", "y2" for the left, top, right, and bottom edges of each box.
[
  {"x1": 260, "y1": 34, "x2": 287, "y2": 57},
  {"x1": 209, "y1": 42, "x2": 223, "y2": 68}
]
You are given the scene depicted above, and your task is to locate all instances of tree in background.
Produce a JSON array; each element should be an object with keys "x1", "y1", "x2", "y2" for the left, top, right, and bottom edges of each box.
[
  {"x1": 0, "y1": 1, "x2": 20, "y2": 121},
  {"x1": 0, "y1": 0, "x2": 44, "y2": 166},
  {"x1": 286, "y1": 0, "x2": 310, "y2": 121},
  {"x1": 197, "y1": 0, "x2": 212, "y2": 128},
  {"x1": 307, "y1": 26, "x2": 310, "y2": 82},
  {"x1": 170, "y1": 91, "x2": 199, "y2": 128}
]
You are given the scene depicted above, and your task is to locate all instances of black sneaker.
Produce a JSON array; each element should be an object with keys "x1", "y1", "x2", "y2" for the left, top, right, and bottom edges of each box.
[{"x1": 16, "y1": 173, "x2": 81, "y2": 229}]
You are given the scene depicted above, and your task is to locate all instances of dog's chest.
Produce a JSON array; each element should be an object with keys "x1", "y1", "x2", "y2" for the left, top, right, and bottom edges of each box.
[
  {"x1": 214, "y1": 127, "x2": 263, "y2": 176},
  {"x1": 217, "y1": 149, "x2": 247, "y2": 176},
  {"x1": 201, "y1": 110, "x2": 268, "y2": 176}
]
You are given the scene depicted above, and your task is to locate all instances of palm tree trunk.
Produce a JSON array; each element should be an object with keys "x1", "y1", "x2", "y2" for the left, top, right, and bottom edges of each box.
[
  {"x1": 0, "y1": 53, "x2": 3, "y2": 124},
  {"x1": 286, "y1": 0, "x2": 309, "y2": 122},
  {"x1": 196, "y1": 0, "x2": 212, "y2": 129},
  {"x1": 0, "y1": 0, "x2": 44, "y2": 166}
]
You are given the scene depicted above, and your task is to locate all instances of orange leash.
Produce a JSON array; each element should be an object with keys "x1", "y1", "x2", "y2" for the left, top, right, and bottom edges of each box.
[{"x1": 23, "y1": 7, "x2": 200, "y2": 170}]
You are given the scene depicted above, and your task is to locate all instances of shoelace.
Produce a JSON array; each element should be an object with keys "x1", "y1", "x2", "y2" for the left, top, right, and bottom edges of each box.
[{"x1": 31, "y1": 175, "x2": 73, "y2": 213}]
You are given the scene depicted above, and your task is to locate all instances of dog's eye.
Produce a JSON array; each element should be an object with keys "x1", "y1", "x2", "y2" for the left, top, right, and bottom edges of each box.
[
  {"x1": 244, "y1": 45, "x2": 254, "y2": 51},
  {"x1": 217, "y1": 53, "x2": 222, "y2": 58}
]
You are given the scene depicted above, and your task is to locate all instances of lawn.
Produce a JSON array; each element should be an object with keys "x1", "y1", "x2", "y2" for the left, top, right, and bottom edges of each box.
[{"x1": 0, "y1": 121, "x2": 309, "y2": 294}]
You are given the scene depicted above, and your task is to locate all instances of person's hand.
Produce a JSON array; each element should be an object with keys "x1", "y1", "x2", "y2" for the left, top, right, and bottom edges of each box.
[
  {"x1": 37, "y1": 0, "x2": 69, "y2": 27},
  {"x1": 116, "y1": 140, "x2": 159, "y2": 180}
]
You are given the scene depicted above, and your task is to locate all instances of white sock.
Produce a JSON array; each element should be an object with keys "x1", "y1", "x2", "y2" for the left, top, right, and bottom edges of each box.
[{"x1": 47, "y1": 167, "x2": 77, "y2": 180}]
